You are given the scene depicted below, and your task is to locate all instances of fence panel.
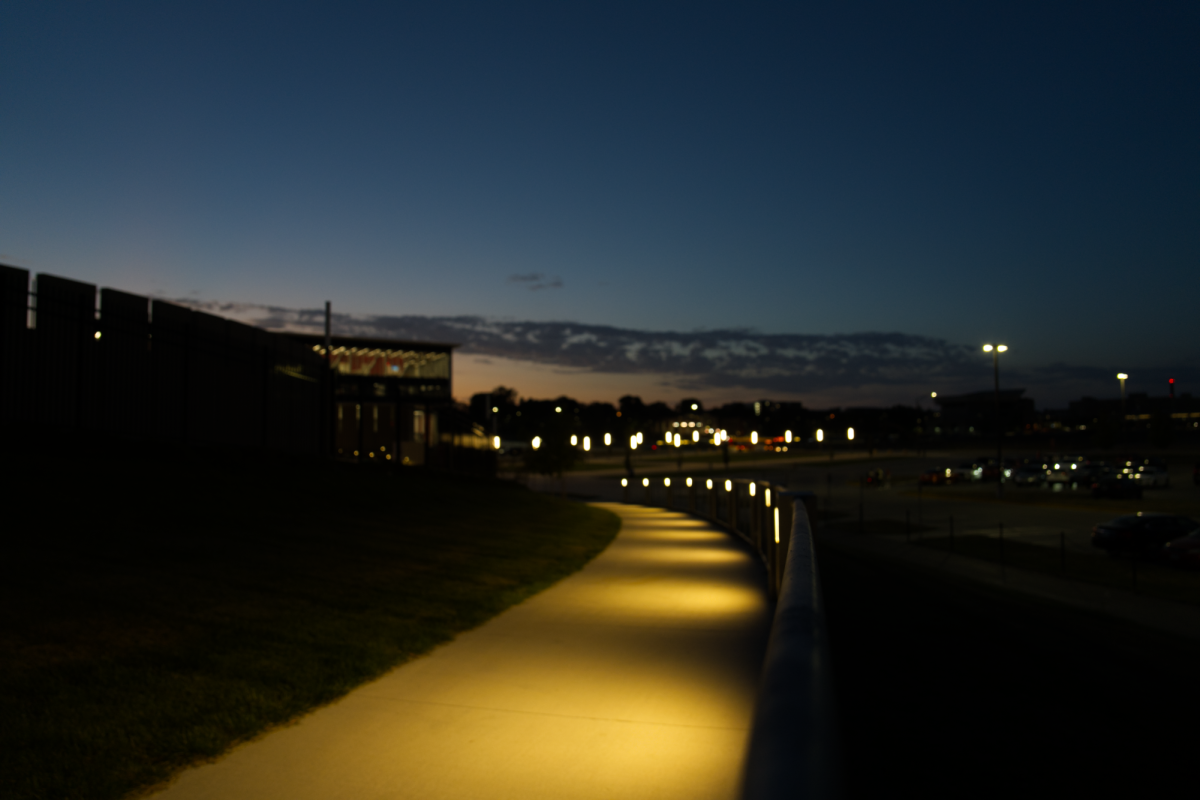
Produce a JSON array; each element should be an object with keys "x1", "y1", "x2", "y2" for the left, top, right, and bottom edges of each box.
[
  {"x1": 0, "y1": 265, "x2": 31, "y2": 429},
  {"x1": 35, "y1": 274, "x2": 97, "y2": 434},
  {"x1": 95, "y1": 288, "x2": 151, "y2": 442},
  {"x1": 150, "y1": 300, "x2": 191, "y2": 445}
]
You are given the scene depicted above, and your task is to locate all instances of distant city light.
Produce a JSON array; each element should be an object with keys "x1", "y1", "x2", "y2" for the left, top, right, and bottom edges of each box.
[
  {"x1": 555, "y1": 406, "x2": 562, "y2": 413},
  {"x1": 751, "y1": 431, "x2": 758, "y2": 445},
  {"x1": 583, "y1": 436, "x2": 591, "y2": 451},
  {"x1": 531, "y1": 436, "x2": 542, "y2": 449},
  {"x1": 725, "y1": 479, "x2": 732, "y2": 492},
  {"x1": 604, "y1": 432, "x2": 612, "y2": 446},
  {"x1": 673, "y1": 433, "x2": 681, "y2": 447},
  {"x1": 570, "y1": 435, "x2": 578, "y2": 446},
  {"x1": 493, "y1": 436, "x2": 501, "y2": 449},
  {"x1": 691, "y1": 403, "x2": 698, "y2": 410},
  {"x1": 816, "y1": 429, "x2": 824, "y2": 442},
  {"x1": 621, "y1": 478, "x2": 628, "y2": 487},
  {"x1": 692, "y1": 430, "x2": 699, "y2": 442},
  {"x1": 664, "y1": 477, "x2": 670, "y2": 487},
  {"x1": 642, "y1": 477, "x2": 649, "y2": 487},
  {"x1": 765, "y1": 488, "x2": 771, "y2": 506},
  {"x1": 983, "y1": 344, "x2": 993, "y2": 352},
  {"x1": 774, "y1": 507, "x2": 780, "y2": 544},
  {"x1": 931, "y1": 391, "x2": 937, "y2": 398},
  {"x1": 637, "y1": 432, "x2": 643, "y2": 444},
  {"x1": 997, "y1": 345, "x2": 1008, "y2": 352},
  {"x1": 847, "y1": 427, "x2": 855, "y2": 441},
  {"x1": 706, "y1": 479, "x2": 713, "y2": 490},
  {"x1": 93, "y1": 331, "x2": 101, "y2": 340},
  {"x1": 749, "y1": 483, "x2": 756, "y2": 496},
  {"x1": 1117, "y1": 372, "x2": 1128, "y2": 380},
  {"x1": 630, "y1": 435, "x2": 638, "y2": 449},
  {"x1": 785, "y1": 430, "x2": 792, "y2": 443},
  {"x1": 492, "y1": 406, "x2": 498, "y2": 413},
  {"x1": 686, "y1": 477, "x2": 693, "y2": 487}
]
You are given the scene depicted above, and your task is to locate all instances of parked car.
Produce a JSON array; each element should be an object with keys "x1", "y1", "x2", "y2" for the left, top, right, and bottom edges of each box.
[
  {"x1": 1042, "y1": 459, "x2": 1081, "y2": 484},
  {"x1": 1163, "y1": 529, "x2": 1200, "y2": 568},
  {"x1": 863, "y1": 467, "x2": 889, "y2": 487},
  {"x1": 1091, "y1": 475, "x2": 1142, "y2": 499},
  {"x1": 1132, "y1": 463, "x2": 1170, "y2": 488},
  {"x1": 920, "y1": 467, "x2": 963, "y2": 486},
  {"x1": 1092, "y1": 513, "x2": 1199, "y2": 556},
  {"x1": 1011, "y1": 465, "x2": 1046, "y2": 487}
]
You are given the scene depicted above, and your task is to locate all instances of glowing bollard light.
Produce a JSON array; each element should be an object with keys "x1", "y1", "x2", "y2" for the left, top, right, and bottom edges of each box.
[
  {"x1": 725, "y1": 479, "x2": 732, "y2": 492},
  {"x1": 664, "y1": 477, "x2": 671, "y2": 487},
  {"x1": 630, "y1": 435, "x2": 638, "y2": 450},
  {"x1": 674, "y1": 433, "x2": 681, "y2": 447},
  {"x1": 785, "y1": 430, "x2": 792, "y2": 443},
  {"x1": 583, "y1": 436, "x2": 591, "y2": 451},
  {"x1": 847, "y1": 427, "x2": 855, "y2": 441},
  {"x1": 774, "y1": 507, "x2": 780, "y2": 543},
  {"x1": 621, "y1": 478, "x2": 628, "y2": 487},
  {"x1": 692, "y1": 430, "x2": 699, "y2": 442},
  {"x1": 604, "y1": 433, "x2": 612, "y2": 446},
  {"x1": 493, "y1": 436, "x2": 501, "y2": 450},
  {"x1": 570, "y1": 435, "x2": 578, "y2": 446},
  {"x1": 637, "y1": 432, "x2": 643, "y2": 444},
  {"x1": 531, "y1": 436, "x2": 542, "y2": 450},
  {"x1": 749, "y1": 483, "x2": 756, "y2": 497},
  {"x1": 706, "y1": 479, "x2": 713, "y2": 490},
  {"x1": 642, "y1": 478, "x2": 649, "y2": 487},
  {"x1": 751, "y1": 431, "x2": 758, "y2": 445},
  {"x1": 686, "y1": 477, "x2": 693, "y2": 487},
  {"x1": 765, "y1": 488, "x2": 771, "y2": 507},
  {"x1": 816, "y1": 428, "x2": 824, "y2": 442}
]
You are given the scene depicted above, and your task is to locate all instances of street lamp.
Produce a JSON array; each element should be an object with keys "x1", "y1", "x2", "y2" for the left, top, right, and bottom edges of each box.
[
  {"x1": 1117, "y1": 373, "x2": 1128, "y2": 442},
  {"x1": 982, "y1": 344, "x2": 1009, "y2": 496}
]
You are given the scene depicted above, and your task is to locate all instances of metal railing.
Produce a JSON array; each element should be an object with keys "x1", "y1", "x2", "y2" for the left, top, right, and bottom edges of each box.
[{"x1": 618, "y1": 477, "x2": 838, "y2": 797}]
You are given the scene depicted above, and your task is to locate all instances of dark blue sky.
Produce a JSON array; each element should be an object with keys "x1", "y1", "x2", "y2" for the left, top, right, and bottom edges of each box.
[{"x1": 2, "y1": 2, "x2": 1196, "y2": 406}]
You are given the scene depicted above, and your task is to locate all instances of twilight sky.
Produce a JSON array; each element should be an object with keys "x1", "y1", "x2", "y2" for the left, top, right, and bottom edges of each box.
[{"x1": 2, "y1": 2, "x2": 1197, "y2": 407}]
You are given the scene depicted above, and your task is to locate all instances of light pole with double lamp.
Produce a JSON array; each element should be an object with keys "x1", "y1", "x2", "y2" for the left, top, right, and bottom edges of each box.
[
  {"x1": 983, "y1": 344, "x2": 1008, "y2": 497},
  {"x1": 1117, "y1": 373, "x2": 1128, "y2": 445}
]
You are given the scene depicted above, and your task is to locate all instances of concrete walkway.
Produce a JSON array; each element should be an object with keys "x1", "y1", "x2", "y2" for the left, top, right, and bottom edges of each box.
[{"x1": 150, "y1": 504, "x2": 773, "y2": 800}]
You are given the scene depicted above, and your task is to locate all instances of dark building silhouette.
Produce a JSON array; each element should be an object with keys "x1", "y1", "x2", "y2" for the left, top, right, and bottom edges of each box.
[{"x1": 933, "y1": 389, "x2": 1035, "y2": 435}]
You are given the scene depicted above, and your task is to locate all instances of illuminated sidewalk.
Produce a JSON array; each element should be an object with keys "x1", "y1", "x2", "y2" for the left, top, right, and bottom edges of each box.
[{"x1": 151, "y1": 504, "x2": 773, "y2": 800}]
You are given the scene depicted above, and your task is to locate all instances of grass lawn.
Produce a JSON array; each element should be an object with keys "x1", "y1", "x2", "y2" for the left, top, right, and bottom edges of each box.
[
  {"x1": 0, "y1": 451, "x2": 620, "y2": 800},
  {"x1": 914, "y1": 534, "x2": 1200, "y2": 606}
]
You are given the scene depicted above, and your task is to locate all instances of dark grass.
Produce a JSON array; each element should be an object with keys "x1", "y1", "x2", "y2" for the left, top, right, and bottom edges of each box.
[
  {"x1": 898, "y1": 483, "x2": 1200, "y2": 516},
  {"x1": 0, "y1": 451, "x2": 620, "y2": 800},
  {"x1": 817, "y1": 539, "x2": 1198, "y2": 799},
  {"x1": 823, "y1": 518, "x2": 937, "y2": 537},
  {"x1": 914, "y1": 534, "x2": 1200, "y2": 606}
]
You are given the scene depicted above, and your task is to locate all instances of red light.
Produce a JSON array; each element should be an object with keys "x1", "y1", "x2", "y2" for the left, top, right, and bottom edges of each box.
[{"x1": 1169, "y1": 378, "x2": 1175, "y2": 384}]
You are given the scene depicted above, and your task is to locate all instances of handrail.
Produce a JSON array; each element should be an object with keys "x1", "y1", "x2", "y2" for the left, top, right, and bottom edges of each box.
[{"x1": 739, "y1": 493, "x2": 839, "y2": 800}]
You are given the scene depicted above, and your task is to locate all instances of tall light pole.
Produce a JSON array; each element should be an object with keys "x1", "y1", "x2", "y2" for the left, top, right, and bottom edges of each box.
[
  {"x1": 1117, "y1": 373, "x2": 1128, "y2": 445},
  {"x1": 983, "y1": 344, "x2": 1008, "y2": 497}
]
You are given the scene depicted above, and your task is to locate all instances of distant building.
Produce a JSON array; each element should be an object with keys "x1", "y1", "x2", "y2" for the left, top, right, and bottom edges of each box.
[
  {"x1": 933, "y1": 389, "x2": 1035, "y2": 435},
  {"x1": 287, "y1": 334, "x2": 456, "y2": 465}
]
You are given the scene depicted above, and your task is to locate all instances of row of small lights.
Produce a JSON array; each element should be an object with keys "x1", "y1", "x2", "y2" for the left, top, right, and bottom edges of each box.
[
  {"x1": 620, "y1": 477, "x2": 783, "y2": 543},
  {"x1": 508, "y1": 427, "x2": 857, "y2": 450}
]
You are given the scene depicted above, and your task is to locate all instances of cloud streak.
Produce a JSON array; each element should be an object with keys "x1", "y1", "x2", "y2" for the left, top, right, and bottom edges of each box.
[
  {"x1": 180, "y1": 301, "x2": 1198, "y2": 406},
  {"x1": 507, "y1": 272, "x2": 563, "y2": 290}
]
